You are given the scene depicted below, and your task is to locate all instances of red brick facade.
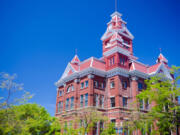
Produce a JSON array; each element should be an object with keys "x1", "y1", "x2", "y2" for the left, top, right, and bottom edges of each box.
[{"x1": 55, "y1": 11, "x2": 172, "y2": 135}]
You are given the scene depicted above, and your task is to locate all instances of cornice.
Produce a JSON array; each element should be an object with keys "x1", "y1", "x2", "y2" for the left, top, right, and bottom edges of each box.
[{"x1": 103, "y1": 46, "x2": 131, "y2": 57}]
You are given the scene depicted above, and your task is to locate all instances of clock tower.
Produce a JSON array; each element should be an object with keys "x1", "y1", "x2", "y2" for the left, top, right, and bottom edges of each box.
[{"x1": 101, "y1": 11, "x2": 135, "y2": 71}]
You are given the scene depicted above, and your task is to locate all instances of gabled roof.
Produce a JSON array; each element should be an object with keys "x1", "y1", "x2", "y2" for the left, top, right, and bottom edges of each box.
[
  {"x1": 130, "y1": 61, "x2": 148, "y2": 73},
  {"x1": 148, "y1": 63, "x2": 161, "y2": 74},
  {"x1": 59, "y1": 56, "x2": 105, "y2": 80},
  {"x1": 71, "y1": 55, "x2": 80, "y2": 64},
  {"x1": 157, "y1": 53, "x2": 168, "y2": 63}
]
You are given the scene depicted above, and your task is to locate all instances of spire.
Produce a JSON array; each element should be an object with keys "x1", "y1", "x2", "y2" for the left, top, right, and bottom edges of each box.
[{"x1": 156, "y1": 53, "x2": 168, "y2": 64}]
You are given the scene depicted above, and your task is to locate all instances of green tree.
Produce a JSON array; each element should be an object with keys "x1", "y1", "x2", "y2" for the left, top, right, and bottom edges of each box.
[
  {"x1": 0, "y1": 104, "x2": 60, "y2": 135},
  {"x1": 124, "y1": 66, "x2": 180, "y2": 135},
  {"x1": 0, "y1": 73, "x2": 61, "y2": 135},
  {"x1": 100, "y1": 122, "x2": 116, "y2": 135}
]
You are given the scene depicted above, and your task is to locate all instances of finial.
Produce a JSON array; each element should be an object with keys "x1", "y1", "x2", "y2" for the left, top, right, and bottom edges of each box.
[
  {"x1": 115, "y1": 0, "x2": 117, "y2": 11},
  {"x1": 159, "y1": 48, "x2": 162, "y2": 53},
  {"x1": 75, "y1": 49, "x2": 77, "y2": 55}
]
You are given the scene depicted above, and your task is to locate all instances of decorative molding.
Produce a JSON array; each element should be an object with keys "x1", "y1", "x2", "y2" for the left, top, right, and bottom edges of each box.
[
  {"x1": 74, "y1": 78, "x2": 80, "y2": 83},
  {"x1": 111, "y1": 11, "x2": 122, "y2": 18},
  {"x1": 88, "y1": 74, "x2": 94, "y2": 79},
  {"x1": 130, "y1": 70, "x2": 149, "y2": 79},
  {"x1": 107, "y1": 67, "x2": 129, "y2": 78},
  {"x1": 103, "y1": 46, "x2": 131, "y2": 57},
  {"x1": 131, "y1": 76, "x2": 138, "y2": 81}
]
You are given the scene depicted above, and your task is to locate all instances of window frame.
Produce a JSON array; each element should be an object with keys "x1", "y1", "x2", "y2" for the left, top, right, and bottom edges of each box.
[
  {"x1": 81, "y1": 82, "x2": 84, "y2": 89},
  {"x1": 110, "y1": 97, "x2": 115, "y2": 107},
  {"x1": 80, "y1": 95, "x2": 84, "y2": 107},
  {"x1": 85, "y1": 80, "x2": 89, "y2": 88},
  {"x1": 110, "y1": 81, "x2": 115, "y2": 88},
  {"x1": 66, "y1": 98, "x2": 69, "y2": 110},
  {"x1": 70, "y1": 96, "x2": 74, "y2": 109},
  {"x1": 67, "y1": 86, "x2": 70, "y2": 93},
  {"x1": 122, "y1": 81, "x2": 127, "y2": 89},
  {"x1": 85, "y1": 93, "x2": 88, "y2": 107},
  {"x1": 123, "y1": 97, "x2": 128, "y2": 108}
]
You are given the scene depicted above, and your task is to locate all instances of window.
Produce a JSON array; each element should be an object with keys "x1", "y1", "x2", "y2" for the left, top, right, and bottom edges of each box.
[
  {"x1": 85, "y1": 93, "x2": 88, "y2": 107},
  {"x1": 110, "y1": 81, "x2": 115, "y2": 88},
  {"x1": 95, "y1": 94, "x2": 99, "y2": 107},
  {"x1": 66, "y1": 98, "x2": 69, "y2": 110},
  {"x1": 94, "y1": 81, "x2": 98, "y2": 88},
  {"x1": 101, "y1": 82, "x2": 105, "y2": 89},
  {"x1": 139, "y1": 99, "x2": 144, "y2": 110},
  {"x1": 120, "y1": 56, "x2": 126, "y2": 66},
  {"x1": 145, "y1": 99, "x2": 149, "y2": 110},
  {"x1": 123, "y1": 57, "x2": 125, "y2": 65},
  {"x1": 59, "y1": 91, "x2": 63, "y2": 96},
  {"x1": 81, "y1": 82, "x2": 84, "y2": 89},
  {"x1": 122, "y1": 81, "x2": 127, "y2": 89},
  {"x1": 93, "y1": 123, "x2": 98, "y2": 135},
  {"x1": 109, "y1": 56, "x2": 115, "y2": 66},
  {"x1": 80, "y1": 95, "x2": 84, "y2": 107},
  {"x1": 67, "y1": 86, "x2": 70, "y2": 93},
  {"x1": 111, "y1": 119, "x2": 116, "y2": 123},
  {"x1": 57, "y1": 101, "x2": 61, "y2": 112},
  {"x1": 110, "y1": 97, "x2": 115, "y2": 107},
  {"x1": 120, "y1": 57, "x2": 123, "y2": 65},
  {"x1": 138, "y1": 82, "x2": 143, "y2": 90},
  {"x1": 112, "y1": 57, "x2": 115, "y2": 65},
  {"x1": 100, "y1": 95, "x2": 104, "y2": 108},
  {"x1": 100, "y1": 121, "x2": 104, "y2": 134},
  {"x1": 124, "y1": 129, "x2": 128, "y2": 135},
  {"x1": 123, "y1": 97, "x2": 128, "y2": 107},
  {"x1": 70, "y1": 97, "x2": 74, "y2": 109},
  {"x1": 85, "y1": 80, "x2": 89, "y2": 88},
  {"x1": 60, "y1": 101, "x2": 63, "y2": 112},
  {"x1": 71, "y1": 85, "x2": 74, "y2": 91},
  {"x1": 58, "y1": 101, "x2": 63, "y2": 113}
]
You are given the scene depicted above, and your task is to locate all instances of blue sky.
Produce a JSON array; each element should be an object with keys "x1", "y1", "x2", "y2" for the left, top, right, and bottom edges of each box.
[{"x1": 0, "y1": 0, "x2": 179, "y2": 115}]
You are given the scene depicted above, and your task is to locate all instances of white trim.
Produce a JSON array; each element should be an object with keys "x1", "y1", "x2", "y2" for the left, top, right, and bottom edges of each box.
[
  {"x1": 132, "y1": 62, "x2": 135, "y2": 70},
  {"x1": 60, "y1": 63, "x2": 76, "y2": 79},
  {"x1": 103, "y1": 46, "x2": 131, "y2": 57},
  {"x1": 111, "y1": 11, "x2": 122, "y2": 18},
  {"x1": 90, "y1": 57, "x2": 94, "y2": 67},
  {"x1": 149, "y1": 63, "x2": 173, "y2": 80}
]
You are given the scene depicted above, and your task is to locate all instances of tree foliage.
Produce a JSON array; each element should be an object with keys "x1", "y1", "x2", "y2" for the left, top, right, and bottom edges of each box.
[
  {"x1": 0, "y1": 73, "x2": 60, "y2": 135},
  {"x1": 124, "y1": 66, "x2": 180, "y2": 135},
  {"x1": 0, "y1": 104, "x2": 60, "y2": 135}
]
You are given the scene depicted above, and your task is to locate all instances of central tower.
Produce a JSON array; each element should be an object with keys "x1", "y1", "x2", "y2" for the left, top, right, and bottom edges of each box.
[{"x1": 101, "y1": 11, "x2": 135, "y2": 71}]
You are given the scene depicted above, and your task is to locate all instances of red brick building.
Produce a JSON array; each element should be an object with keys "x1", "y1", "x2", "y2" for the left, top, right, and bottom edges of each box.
[{"x1": 55, "y1": 11, "x2": 172, "y2": 135}]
